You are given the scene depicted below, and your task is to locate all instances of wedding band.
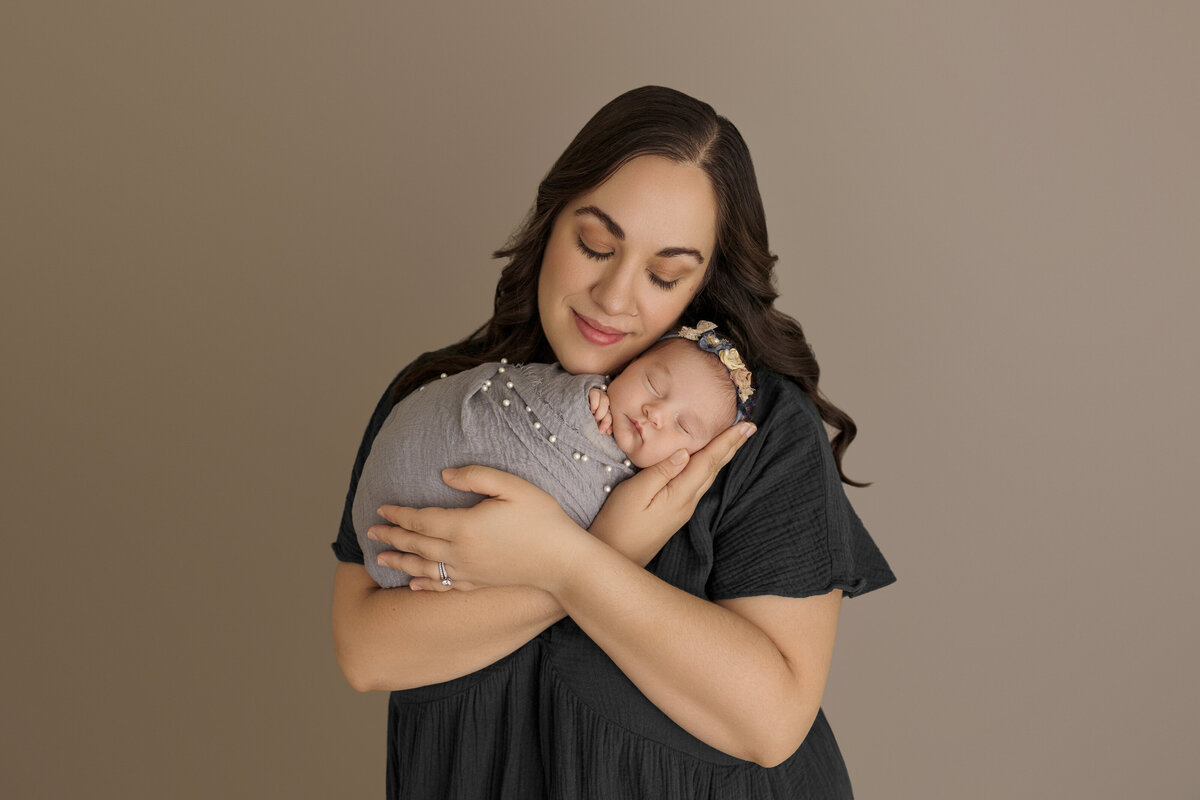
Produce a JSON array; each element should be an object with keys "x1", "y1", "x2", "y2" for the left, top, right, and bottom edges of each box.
[{"x1": 438, "y1": 561, "x2": 452, "y2": 587}]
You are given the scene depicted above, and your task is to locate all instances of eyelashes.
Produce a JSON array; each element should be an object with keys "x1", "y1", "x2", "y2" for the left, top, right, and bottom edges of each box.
[
  {"x1": 576, "y1": 238, "x2": 613, "y2": 261},
  {"x1": 577, "y1": 238, "x2": 680, "y2": 291}
]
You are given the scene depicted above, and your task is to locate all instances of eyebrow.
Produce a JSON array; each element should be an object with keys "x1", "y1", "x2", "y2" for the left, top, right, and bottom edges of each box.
[{"x1": 574, "y1": 205, "x2": 706, "y2": 265}]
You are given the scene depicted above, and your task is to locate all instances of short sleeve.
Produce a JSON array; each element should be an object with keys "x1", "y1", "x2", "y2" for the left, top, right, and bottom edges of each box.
[
  {"x1": 330, "y1": 367, "x2": 411, "y2": 564},
  {"x1": 705, "y1": 371, "x2": 896, "y2": 600}
]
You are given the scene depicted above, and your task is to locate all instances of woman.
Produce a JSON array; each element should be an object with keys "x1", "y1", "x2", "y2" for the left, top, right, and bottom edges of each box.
[{"x1": 331, "y1": 86, "x2": 895, "y2": 799}]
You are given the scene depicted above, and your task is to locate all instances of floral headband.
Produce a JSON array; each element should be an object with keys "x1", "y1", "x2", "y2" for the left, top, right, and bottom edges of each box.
[{"x1": 662, "y1": 320, "x2": 755, "y2": 423}]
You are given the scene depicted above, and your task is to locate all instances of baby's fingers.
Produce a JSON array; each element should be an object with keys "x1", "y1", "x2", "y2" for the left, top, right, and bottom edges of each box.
[{"x1": 596, "y1": 401, "x2": 609, "y2": 424}]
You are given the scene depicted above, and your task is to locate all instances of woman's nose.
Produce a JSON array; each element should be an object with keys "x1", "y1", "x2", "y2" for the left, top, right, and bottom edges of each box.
[{"x1": 589, "y1": 261, "x2": 637, "y2": 317}]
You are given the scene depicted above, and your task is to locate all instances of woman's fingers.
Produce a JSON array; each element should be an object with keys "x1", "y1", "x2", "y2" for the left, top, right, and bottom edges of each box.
[
  {"x1": 587, "y1": 423, "x2": 754, "y2": 567},
  {"x1": 672, "y1": 421, "x2": 756, "y2": 501},
  {"x1": 370, "y1": 466, "x2": 575, "y2": 591},
  {"x1": 439, "y1": 464, "x2": 528, "y2": 499},
  {"x1": 370, "y1": 506, "x2": 460, "y2": 566},
  {"x1": 376, "y1": 502, "x2": 470, "y2": 545},
  {"x1": 640, "y1": 447, "x2": 691, "y2": 497},
  {"x1": 376, "y1": 547, "x2": 434, "y2": 575},
  {"x1": 597, "y1": 447, "x2": 688, "y2": 516},
  {"x1": 375, "y1": 541, "x2": 474, "y2": 592},
  {"x1": 620, "y1": 421, "x2": 754, "y2": 508},
  {"x1": 624, "y1": 421, "x2": 756, "y2": 517},
  {"x1": 376, "y1": 503, "x2": 431, "y2": 534},
  {"x1": 370, "y1": 524, "x2": 446, "y2": 562},
  {"x1": 407, "y1": 574, "x2": 448, "y2": 592}
]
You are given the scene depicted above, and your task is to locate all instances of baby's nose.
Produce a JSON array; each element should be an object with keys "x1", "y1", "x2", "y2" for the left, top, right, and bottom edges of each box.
[{"x1": 642, "y1": 403, "x2": 662, "y2": 427}]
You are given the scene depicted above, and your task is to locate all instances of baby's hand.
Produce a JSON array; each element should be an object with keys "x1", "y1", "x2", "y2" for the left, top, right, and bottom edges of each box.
[{"x1": 588, "y1": 387, "x2": 613, "y2": 435}]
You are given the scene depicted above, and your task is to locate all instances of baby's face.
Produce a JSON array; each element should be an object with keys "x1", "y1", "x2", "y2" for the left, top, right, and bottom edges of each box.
[{"x1": 606, "y1": 338, "x2": 737, "y2": 468}]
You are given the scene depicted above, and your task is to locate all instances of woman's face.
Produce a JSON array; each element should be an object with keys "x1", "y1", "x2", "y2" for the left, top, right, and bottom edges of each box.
[{"x1": 537, "y1": 155, "x2": 718, "y2": 376}]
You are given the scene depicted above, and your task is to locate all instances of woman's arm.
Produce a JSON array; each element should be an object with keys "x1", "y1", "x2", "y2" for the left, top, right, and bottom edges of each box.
[
  {"x1": 332, "y1": 564, "x2": 563, "y2": 692},
  {"x1": 551, "y1": 539, "x2": 841, "y2": 767},
  {"x1": 374, "y1": 424, "x2": 840, "y2": 766},
  {"x1": 333, "y1": 429, "x2": 747, "y2": 691}
]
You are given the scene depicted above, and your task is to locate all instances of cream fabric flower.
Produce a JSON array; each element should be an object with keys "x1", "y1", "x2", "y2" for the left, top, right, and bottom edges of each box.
[{"x1": 669, "y1": 320, "x2": 754, "y2": 406}]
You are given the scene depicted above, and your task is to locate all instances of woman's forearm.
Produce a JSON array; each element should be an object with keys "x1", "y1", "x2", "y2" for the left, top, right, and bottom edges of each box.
[
  {"x1": 356, "y1": 442, "x2": 819, "y2": 762},
  {"x1": 332, "y1": 562, "x2": 564, "y2": 691},
  {"x1": 548, "y1": 537, "x2": 839, "y2": 767}
]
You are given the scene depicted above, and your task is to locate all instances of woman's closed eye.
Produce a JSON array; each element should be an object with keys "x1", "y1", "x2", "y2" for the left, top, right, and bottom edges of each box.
[
  {"x1": 576, "y1": 237, "x2": 613, "y2": 261},
  {"x1": 647, "y1": 271, "x2": 680, "y2": 290},
  {"x1": 576, "y1": 235, "x2": 681, "y2": 291}
]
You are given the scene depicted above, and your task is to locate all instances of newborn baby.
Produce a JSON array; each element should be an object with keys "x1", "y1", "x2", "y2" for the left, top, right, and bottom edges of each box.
[{"x1": 354, "y1": 322, "x2": 753, "y2": 588}]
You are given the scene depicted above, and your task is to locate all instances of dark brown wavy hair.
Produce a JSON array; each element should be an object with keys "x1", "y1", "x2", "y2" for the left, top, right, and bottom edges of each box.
[{"x1": 390, "y1": 86, "x2": 866, "y2": 485}]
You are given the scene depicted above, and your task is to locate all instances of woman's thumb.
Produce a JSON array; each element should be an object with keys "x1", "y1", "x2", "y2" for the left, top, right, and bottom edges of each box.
[{"x1": 644, "y1": 449, "x2": 689, "y2": 489}]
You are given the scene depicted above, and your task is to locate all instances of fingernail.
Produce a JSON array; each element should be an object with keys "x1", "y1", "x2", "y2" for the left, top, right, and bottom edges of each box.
[
  {"x1": 670, "y1": 449, "x2": 688, "y2": 465},
  {"x1": 367, "y1": 528, "x2": 379, "y2": 541},
  {"x1": 443, "y1": 468, "x2": 457, "y2": 479},
  {"x1": 410, "y1": 583, "x2": 423, "y2": 591},
  {"x1": 741, "y1": 422, "x2": 756, "y2": 438}
]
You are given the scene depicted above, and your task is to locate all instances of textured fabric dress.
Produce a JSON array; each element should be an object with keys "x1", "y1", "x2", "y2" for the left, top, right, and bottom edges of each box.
[{"x1": 332, "y1": 362, "x2": 896, "y2": 799}]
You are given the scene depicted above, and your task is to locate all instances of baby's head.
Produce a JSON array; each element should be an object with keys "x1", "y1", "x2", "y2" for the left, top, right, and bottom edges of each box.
[{"x1": 606, "y1": 324, "x2": 753, "y2": 468}]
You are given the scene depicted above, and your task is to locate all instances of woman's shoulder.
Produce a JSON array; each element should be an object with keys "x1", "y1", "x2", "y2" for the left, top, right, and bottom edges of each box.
[
  {"x1": 745, "y1": 370, "x2": 825, "y2": 447},
  {"x1": 717, "y1": 369, "x2": 844, "y2": 509},
  {"x1": 704, "y1": 370, "x2": 896, "y2": 600}
]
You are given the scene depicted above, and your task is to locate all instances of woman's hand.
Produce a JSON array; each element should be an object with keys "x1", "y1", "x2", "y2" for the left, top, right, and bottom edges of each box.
[
  {"x1": 589, "y1": 420, "x2": 756, "y2": 566},
  {"x1": 368, "y1": 419, "x2": 755, "y2": 589},
  {"x1": 369, "y1": 468, "x2": 594, "y2": 593}
]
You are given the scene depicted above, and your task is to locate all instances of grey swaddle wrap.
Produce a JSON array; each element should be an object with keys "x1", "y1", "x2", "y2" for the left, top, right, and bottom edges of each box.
[{"x1": 354, "y1": 362, "x2": 636, "y2": 587}]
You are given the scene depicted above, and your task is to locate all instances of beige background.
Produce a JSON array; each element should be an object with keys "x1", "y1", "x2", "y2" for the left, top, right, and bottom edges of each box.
[{"x1": 3, "y1": 2, "x2": 1197, "y2": 798}]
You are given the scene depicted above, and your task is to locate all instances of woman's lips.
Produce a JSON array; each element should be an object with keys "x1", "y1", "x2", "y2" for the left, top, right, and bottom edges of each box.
[{"x1": 572, "y1": 311, "x2": 628, "y2": 346}]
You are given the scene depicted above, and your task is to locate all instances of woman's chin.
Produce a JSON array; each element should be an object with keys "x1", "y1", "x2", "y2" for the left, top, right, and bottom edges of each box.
[
  {"x1": 556, "y1": 349, "x2": 620, "y2": 377},
  {"x1": 553, "y1": 327, "x2": 643, "y2": 376}
]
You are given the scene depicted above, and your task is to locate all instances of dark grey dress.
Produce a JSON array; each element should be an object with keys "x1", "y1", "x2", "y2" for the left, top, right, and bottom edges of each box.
[{"x1": 333, "y1": 363, "x2": 896, "y2": 799}]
